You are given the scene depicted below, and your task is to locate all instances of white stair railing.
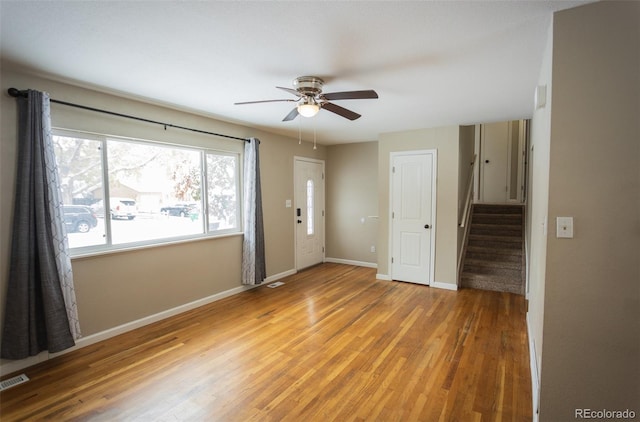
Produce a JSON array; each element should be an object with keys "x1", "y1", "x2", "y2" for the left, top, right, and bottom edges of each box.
[
  {"x1": 457, "y1": 154, "x2": 477, "y2": 286},
  {"x1": 460, "y1": 154, "x2": 477, "y2": 228}
]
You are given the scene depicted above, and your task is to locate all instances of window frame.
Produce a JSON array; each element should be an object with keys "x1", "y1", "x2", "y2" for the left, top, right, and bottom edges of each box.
[{"x1": 53, "y1": 128, "x2": 243, "y2": 257}]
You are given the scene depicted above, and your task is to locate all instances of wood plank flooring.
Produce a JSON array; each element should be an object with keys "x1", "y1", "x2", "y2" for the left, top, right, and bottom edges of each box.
[{"x1": 0, "y1": 263, "x2": 532, "y2": 421}]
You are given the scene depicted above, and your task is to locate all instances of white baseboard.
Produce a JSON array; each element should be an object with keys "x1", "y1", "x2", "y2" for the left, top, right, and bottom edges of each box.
[
  {"x1": 0, "y1": 273, "x2": 297, "y2": 377},
  {"x1": 527, "y1": 311, "x2": 540, "y2": 422},
  {"x1": 325, "y1": 257, "x2": 377, "y2": 269},
  {"x1": 0, "y1": 352, "x2": 49, "y2": 377},
  {"x1": 374, "y1": 274, "x2": 457, "y2": 292},
  {"x1": 431, "y1": 281, "x2": 458, "y2": 291}
]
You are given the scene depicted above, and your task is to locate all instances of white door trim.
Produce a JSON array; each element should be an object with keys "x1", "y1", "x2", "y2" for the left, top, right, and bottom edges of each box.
[
  {"x1": 517, "y1": 120, "x2": 528, "y2": 203},
  {"x1": 294, "y1": 156, "x2": 325, "y2": 270},
  {"x1": 388, "y1": 149, "x2": 437, "y2": 285}
]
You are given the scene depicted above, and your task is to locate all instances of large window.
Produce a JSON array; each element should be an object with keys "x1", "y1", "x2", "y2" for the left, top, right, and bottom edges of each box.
[{"x1": 53, "y1": 131, "x2": 241, "y2": 253}]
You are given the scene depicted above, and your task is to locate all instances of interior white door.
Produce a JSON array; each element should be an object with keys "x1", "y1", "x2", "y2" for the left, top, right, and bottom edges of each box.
[
  {"x1": 480, "y1": 122, "x2": 510, "y2": 203},
  {"x1": 391, "y1": 152, "x2": 435, "y2": 285},
  {"x1": 294, "y1": 158, "x2": 325, "y2": 270}
]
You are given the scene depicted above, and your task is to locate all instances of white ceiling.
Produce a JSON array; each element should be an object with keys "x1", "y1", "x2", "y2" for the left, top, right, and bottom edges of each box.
[{"x1": 1, "y1": 1, "x2": 591, "y2": 145}]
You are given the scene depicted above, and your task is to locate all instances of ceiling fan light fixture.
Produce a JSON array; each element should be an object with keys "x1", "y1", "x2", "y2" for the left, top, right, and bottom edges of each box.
[
  {"x1": 235, "y1": 75, "x2": 377, "y2": 122},
  {"x1": 297, "y1": 101, "x2": 320, "y2": 118}
]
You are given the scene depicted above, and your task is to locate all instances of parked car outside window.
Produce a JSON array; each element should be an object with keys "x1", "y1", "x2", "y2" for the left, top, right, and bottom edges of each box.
[
  {"x1": 110, "y1": 197, "x2": 137, "y2": 220},
  {"x1": 160, "y1": 203, "x2": 198, "y2": 217},
  {"x1": 63, "y1": 205, "x2": 98, "y2": 233}
]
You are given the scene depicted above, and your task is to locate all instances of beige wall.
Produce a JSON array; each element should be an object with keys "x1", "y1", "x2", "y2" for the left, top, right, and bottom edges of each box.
[
  {"x1": 530, "y1": 2, "x2": 640, "y2": 419},
  {"x1": 377, "y1": 126, "x2": 460, "y2": 287},
  {"x1": 325, "y1": 142, "x2": 378, "y2": 264},
  {"x1": 0, "y1": 67, "x2": 326, "y2": 369}
]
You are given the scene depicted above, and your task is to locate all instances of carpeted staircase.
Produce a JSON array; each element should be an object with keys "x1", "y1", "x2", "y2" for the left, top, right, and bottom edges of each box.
[{"x1": 461, "y1": 204, "x2": 525, "y2": 295}]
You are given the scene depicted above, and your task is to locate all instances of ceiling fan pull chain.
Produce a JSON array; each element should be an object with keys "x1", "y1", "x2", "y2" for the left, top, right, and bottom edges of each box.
[{"x1": 313, "y1": 120, "x2": 317, "y2": 150}]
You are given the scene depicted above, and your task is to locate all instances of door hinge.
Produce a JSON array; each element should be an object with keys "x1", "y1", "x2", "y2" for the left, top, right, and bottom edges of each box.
[
  {"x1": 392, "y1": 211, "x2": 395, "y2": 219},
  {"x1": 322, "y1": 246, "x2": 325, "y2": 253},
  {"x1": 392, "y1": 166, "x2": 396, "y2": 173},
  {"x1": 322, "y1": 172, "x2": 325, "y2": 180},
  {"x1": 391, "y1": 257, "x2": 394, "y2": 263},
  {"x1": 322, "y1": 210, "x2": 325, "y2": 217}
]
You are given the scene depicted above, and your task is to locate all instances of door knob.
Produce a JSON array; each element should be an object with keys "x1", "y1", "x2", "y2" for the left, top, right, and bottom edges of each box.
[
  {"x1": 297, "y1": 220, "x2": 302, "y2": 224},
  {"x1": 424, "y1": 224, "x2": 430, "y2": 229},
  {"x1": 485, "y1": 159, "x2": 490, "y2": 163}
]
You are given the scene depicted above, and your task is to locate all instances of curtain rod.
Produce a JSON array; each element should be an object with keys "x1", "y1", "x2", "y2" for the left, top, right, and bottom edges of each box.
[{"x1": 7, "y1": 88, "x2": 251, "y2": 143}]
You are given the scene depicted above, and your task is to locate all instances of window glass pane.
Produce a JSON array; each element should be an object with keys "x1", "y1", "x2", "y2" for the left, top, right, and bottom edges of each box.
[
  {"x1": 53, "y1": 130, "x2": 242, "y2": 253},
  {"x1": 106, "y1": 139, "x2": 203, "y2": 244},
  {"x1": 53, "y1": 135, "x2": 106, "y2": 248},
  {"x1": 206, "y1": 153, "x2": 238, "y2": 232},
  {"x1": 306, "y1": 179, "x2": 314, "y2": 235}
]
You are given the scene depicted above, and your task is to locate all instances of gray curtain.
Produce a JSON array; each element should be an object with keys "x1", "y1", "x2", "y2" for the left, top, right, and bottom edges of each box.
[
  {"x1": 1, "y1": 90, "x2": 80, "y2": 360},
  {"x1": 241, "y1": 138, "x2": 266, "y2": 285}
]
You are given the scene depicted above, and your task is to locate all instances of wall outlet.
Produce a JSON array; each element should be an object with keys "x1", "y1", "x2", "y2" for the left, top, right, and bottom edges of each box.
[{"x1": 370, "y1": 246, "x2": 376, "y2": 253}]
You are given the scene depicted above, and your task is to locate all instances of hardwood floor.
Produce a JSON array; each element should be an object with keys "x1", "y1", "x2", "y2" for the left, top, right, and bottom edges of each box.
[{"x1": 0, "y1": 263, "x2": 532, "y2": 421}]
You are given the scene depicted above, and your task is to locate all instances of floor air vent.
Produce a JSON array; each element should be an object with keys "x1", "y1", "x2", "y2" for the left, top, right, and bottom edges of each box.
[
  {"x1": 267, "y1": 282, "x2": 285, "y2": 288},
  {"x1": 0, "y1": 373, "x2": 29, "y2": 391}
]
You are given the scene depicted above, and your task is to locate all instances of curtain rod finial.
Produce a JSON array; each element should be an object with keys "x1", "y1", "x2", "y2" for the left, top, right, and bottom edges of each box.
[{"x1": 8, "y1": 88, "x2": 26, "y2": 98}]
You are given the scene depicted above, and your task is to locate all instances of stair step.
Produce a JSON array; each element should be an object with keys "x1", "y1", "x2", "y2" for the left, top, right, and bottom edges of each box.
[
  {"x1": 472, "y1": 205, "x2": 523, "y2": 215},
  {"x1": 465, "y1": 249, "x2": 522, "y2": 263},
  {"x1": 462, "y1": 268, "x2": 522, "y2": 284},
  {"x1": 467, "y1": 235, "x2": 523, "y2": 251},
  {"x1": 464, "y1": 258, "x2": 522, "y2": 271},
  {"x1": 465, "y1": 250, "x2": 522, "y2": 261},
  {"x1": 470, "y1": 224, "x2": 522, "y2": 237},
  {"x1": 472, "y1": 223, "x2": 522, "y2": 230},
  {"x1": 466, "y1": 244, "x2": 522, "y2": 253},
  {"x1": 460, "y1": 274, "x2": 523, "y2": 295},
  {"x1": 469, "y1": 233, "x2": 522, "y2": 242},
  {"x1": 472, "y1": 214, "x2": 523, "y2": 225}
]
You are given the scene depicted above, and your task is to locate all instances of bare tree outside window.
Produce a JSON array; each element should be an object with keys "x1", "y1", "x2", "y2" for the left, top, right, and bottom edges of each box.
[{"x1": 206, "y1": 153, "x2": 238, "y2": 231}]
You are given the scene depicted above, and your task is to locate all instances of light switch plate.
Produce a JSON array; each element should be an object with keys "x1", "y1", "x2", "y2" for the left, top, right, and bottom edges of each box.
[{"x1": 556, "y1": 217, "x2": 573, "y2": 238}]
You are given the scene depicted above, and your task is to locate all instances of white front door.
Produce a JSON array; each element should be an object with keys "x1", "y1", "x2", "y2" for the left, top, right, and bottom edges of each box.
[
  {"x1": 390, "y1": 152, "x2": 436, "y2": 285},
  {"x1": 480, "y1": 122, "x2": 510, "y2": 203},
  {"x1": 294, "y1": 157, "x2": 325, "y2": 270}
]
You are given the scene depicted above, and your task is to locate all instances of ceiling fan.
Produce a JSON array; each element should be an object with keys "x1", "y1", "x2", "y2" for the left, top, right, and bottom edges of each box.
[{"x1": 234, "y1": 76, "x2": 378, "y2": 121}]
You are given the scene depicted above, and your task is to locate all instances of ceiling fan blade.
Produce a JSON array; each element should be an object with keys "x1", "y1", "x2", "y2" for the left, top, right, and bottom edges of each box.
[
  {"x1": 276, "y1": 86, "x2": 302, "y2": 97},
  {"x1": 322, "y1": 90, "x2": 378, "y2": 101},
  {"x1": 282, "y1": 107, "x2": 299, "y2": 121},
  {"x1": 234, "y1": 99, "x2": 296, "y2": 105},
  {"x1": 321, "y1": 102, "x2": 361, "y2": 120}
]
